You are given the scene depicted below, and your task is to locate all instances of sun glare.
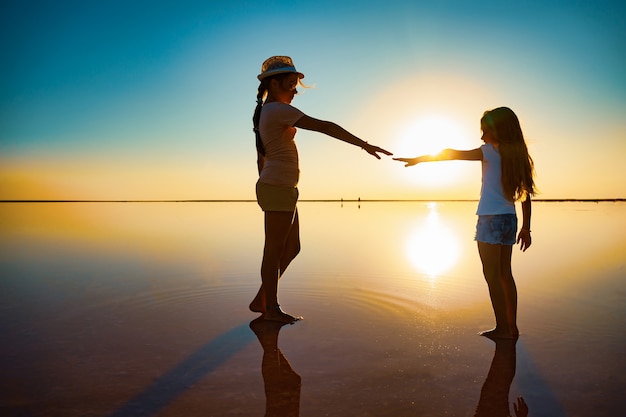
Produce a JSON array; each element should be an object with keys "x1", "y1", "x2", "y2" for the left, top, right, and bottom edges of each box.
[
  {"x1": 406, "y1": 203, "x2": 461, "y2": 279},
  {"x1": 394, "y1": 113, "x2": 474, "y2": 187}
]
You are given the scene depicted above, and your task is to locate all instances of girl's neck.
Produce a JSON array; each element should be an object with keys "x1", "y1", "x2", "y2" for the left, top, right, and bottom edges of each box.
[{"x1": 264, "y1": 97, "x2": 290, "y2": 105}]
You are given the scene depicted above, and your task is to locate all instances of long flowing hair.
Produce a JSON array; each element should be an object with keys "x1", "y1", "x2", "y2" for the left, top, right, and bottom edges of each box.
[{"x1": 481, "y1": 107, "x2": 537, "y2": 201}]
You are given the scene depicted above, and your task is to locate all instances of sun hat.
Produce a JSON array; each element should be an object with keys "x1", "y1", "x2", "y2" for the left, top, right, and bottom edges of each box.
[{"x1": 257, "y1": 56, "x2": 305, "y2": 81}]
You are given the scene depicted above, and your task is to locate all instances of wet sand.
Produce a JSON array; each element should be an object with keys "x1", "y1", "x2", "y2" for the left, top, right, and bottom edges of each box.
[{"x1": 1, "y1": 201, "x2": 625, "y2": 416}]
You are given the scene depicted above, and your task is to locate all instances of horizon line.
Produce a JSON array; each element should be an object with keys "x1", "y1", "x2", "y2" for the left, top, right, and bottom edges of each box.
[{"x1": 1, "y1": 198, "x2": 624, "y2": 203}]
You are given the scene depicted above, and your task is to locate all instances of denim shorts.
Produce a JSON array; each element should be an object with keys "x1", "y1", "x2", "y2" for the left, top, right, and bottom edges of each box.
[
  {"x1": 256, "y1": 181, "x2": 298, "y2": 212},
  {"x1": 475, "y1": 214, "x2": 517, "y2": 245}
]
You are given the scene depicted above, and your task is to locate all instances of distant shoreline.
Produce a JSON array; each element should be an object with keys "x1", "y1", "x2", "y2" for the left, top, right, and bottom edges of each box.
[{"x1": 1, "y1": 199, "x2": 624, "y2": 203}]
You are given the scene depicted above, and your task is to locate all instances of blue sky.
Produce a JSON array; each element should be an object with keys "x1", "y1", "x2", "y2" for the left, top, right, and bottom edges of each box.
[{"x1": 1, "y1": 0, "x2": 625, "y2": 199}]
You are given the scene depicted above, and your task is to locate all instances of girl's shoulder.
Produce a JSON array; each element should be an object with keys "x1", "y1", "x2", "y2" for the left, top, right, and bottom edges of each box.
[
  {"x1": 481, "y1": 143, "x2": 499, "y2": 155},
  {"x1": 261, "y1": 102, "x2": 304, "y2": 125},
  {"x1": 263, "y1": 101, "x2": 303, "y2": 118},
  {"x1": 479, "y1": 144, "x2": 499, "y2": 163}
]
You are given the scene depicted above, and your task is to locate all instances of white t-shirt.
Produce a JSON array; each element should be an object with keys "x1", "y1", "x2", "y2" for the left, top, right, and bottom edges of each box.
[
  {"x1": 476, "y1": 144, "x2": 516, "y2": 215},
  {"x1": 258, "y1": 102, "x2": 305, "y2": 187}
]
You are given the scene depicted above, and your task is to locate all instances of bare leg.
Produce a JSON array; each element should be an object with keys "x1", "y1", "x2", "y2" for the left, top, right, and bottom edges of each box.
[
  {"x1": 498, "y1": 244, "x2": 518, "y2": 336},
  {"x1": 477, "y1": 242, "x2": 518, "y2": 339},
  {"x1": 279, "y1": 209, "x2": 301, "y2": 275},
  {"x1": 249, "y1": 209, "x2": 300, "y2": 313},
  {"x1": 250, "y1": 209, "x2": 301, "y2": 323}
]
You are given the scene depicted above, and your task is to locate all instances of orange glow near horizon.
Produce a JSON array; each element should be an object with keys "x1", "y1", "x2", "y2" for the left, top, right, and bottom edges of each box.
[
  {"x1": 2, "y1": 68, "x2": 624, "y2": 201},
  {"x1": 0, "y1": 156, "x2": 249, "y2": 201}
]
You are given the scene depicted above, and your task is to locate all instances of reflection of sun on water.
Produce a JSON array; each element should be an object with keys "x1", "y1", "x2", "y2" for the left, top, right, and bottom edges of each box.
[{"x1": 406, "y1": 203, "x2": 461, "y2": 280}]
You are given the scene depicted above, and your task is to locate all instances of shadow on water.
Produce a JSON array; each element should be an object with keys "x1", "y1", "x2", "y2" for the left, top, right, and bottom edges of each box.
[
  {"x1": 250, "y1": 317, "x2": 301, "y2": 417},
  {"x1": 474, "y1": 338, "x2": 569, "y2": 417},
  {"x1": 515, "y1": 340, "x2": 569, "y2": 417},
  {"x1": 108, "y1": 323, "x2": 255, "y2": 417},
  {"x1": 107, "y1": 319, "x2": 301, "y2": 417}
]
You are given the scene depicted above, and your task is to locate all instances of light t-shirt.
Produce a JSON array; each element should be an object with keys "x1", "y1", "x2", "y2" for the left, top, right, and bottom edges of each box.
[
  {"x1": 258, "y1": 102, "x2": 305, "y2": 187},
  {"x1": 476, "y1": 144, "x2": 516, "y2": 215}
]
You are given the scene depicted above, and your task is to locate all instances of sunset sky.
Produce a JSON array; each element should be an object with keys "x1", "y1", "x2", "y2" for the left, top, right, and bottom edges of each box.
[{"x1": 1, "y1": 0, "x2": 625, "y2": 200}]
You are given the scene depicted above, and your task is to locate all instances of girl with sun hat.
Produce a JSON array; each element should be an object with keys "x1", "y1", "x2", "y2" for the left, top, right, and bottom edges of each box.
[{"x1": 250, "y1": 55, "x2": 392, "y2": 324}]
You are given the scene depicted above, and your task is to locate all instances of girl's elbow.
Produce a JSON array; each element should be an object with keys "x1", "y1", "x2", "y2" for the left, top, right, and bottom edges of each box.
[
  {"x1": 437, "y1": 149, "x2": 455, "y2": 159},
  {"x1": 320, "y1": 120, "x2": 338, "y2": 134}
]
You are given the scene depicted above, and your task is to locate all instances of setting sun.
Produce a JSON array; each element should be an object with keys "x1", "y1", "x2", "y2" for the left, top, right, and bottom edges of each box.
[{"x1": 394, "y1": 113, "x2": 476, "y2": 188}]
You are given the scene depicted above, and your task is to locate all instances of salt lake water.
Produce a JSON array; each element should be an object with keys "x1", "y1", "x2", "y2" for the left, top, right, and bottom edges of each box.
[{"x1": 1, "y1": 201, "x2": 624, "y2": 416}]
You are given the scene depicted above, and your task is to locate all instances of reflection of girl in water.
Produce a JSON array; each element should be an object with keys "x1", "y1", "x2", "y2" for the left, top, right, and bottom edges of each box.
[
  {"x1": 474, "y1": 339, "x2": 528, "y2": 417},
  {"x1": 250, "y1": 317, "x2": 301, "y2": 417},
  {"x1": 394, "y1": 107, "x2": 536, "y2": 339}
]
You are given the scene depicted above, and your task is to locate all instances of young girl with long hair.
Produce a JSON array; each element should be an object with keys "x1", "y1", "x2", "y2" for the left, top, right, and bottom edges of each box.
[
  {"x1": 251, "y1": 56, "x2": 392, "y2": 323},
  {"x1": 394, "y1": 107, "x2": 536, "y2": 339}
]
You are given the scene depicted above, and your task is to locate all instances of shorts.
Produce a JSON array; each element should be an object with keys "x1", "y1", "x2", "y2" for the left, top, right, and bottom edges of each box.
[
  {"x1": 256, "y1": 181, "x2": 298, "y2": 212},
  {"x1": 475, "y1": 214, "x2": 517, "y2": 245}
]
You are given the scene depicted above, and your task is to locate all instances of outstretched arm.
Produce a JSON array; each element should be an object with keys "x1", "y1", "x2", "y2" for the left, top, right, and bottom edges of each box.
[
  {"x1": 393, "y1": 148, "x2": 483, "y2": 167},
  {"x1": 294, "y1": 115, "x2": 392, "y2": 159}
]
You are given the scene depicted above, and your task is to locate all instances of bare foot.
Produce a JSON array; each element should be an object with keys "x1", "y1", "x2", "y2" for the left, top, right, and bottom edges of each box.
[
  {"x1": 249, "y1": 287, "x2": 266, "y2": 313},
  {"x1": 479, "y1": 328, "x2": 519, "y2": 340},
  {"x1": 249, "y1": 299, "x2": 265, "y2": 313},
  {"x1": 264, "y1": 306, "x2": 302, "y2": 324}
]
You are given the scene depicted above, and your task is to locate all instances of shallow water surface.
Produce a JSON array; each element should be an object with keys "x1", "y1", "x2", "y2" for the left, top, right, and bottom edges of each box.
[{"x1": 0, "y1": 201, "x2": 624, "y2": 416}]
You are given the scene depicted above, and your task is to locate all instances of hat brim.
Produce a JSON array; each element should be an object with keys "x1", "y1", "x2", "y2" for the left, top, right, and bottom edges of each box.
[{"x1": 257, "y1": 68, "x2": 305, "y2": 81}]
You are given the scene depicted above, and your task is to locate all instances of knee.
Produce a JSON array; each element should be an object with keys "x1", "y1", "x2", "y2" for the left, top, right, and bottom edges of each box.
[
  {"x1": 501, "y1": 271, "x2": 515, "y2": 285},
  {"x1": 481, "y1": 264, "x2": 499, "y2": 278},
  {"x1": 263, "y1": 243, "x2": 285, "y2": 261}
]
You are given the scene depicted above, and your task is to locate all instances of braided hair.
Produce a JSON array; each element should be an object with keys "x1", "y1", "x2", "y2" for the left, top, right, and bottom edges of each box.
[{"x1": 252, "y1": 79, "x2": 269, "y2": 156}]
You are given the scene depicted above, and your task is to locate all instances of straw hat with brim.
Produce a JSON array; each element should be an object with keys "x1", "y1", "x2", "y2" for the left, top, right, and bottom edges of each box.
[{"x1": 257, "y1": 56, "x2": 305, "y2": 81}]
